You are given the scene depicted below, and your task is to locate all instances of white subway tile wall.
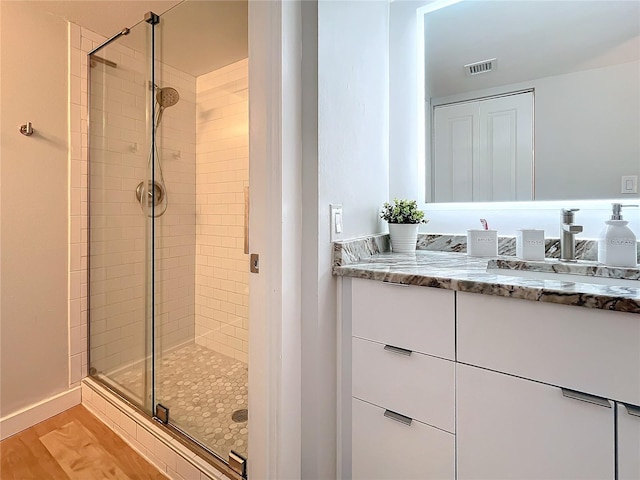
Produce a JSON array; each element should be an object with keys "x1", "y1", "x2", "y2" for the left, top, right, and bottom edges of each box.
[
  {"x1": 152, "y1": 60, "x2": 197, "y2": 356},
  {"x1": 69, "y1": 22, "x2": 89, "y2": 388},
  {"x1": 194, "y1": 60, "x2": 249, "y2": 363},
  {"x1": 86, "y1": 27, "x2": 149, "y2": 395},
  {"x1": 74, "y1": 25, "x2": 198, "y2": 397}
]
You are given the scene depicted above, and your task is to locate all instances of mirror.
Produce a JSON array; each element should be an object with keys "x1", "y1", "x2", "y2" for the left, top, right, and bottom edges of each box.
[{"x1": 424, "y1": 0, "x2": 640, "y2": 202}]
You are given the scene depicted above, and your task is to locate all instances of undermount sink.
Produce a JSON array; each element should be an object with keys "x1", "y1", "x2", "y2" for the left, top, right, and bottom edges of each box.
[{"x1": 486, "y1": 259, "x2": 640, "y2": 288}]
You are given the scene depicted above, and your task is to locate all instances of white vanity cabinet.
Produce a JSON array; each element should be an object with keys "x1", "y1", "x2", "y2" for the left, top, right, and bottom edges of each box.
[
  {"x1": 456, "y1": 291, "x2": 640, "y2": 480},
  {"x1": 618, "y1": 403, "x2": 640, "y2": 480},
  {"x1": 457, "y1": 363, "x2": 614, "y2": 479},
  {"x1": 340, "y1": 277, "x2": 640, "y2": 480},
  {"x1": 346, "y1": 278, "x2": 456, "y2": 480}
]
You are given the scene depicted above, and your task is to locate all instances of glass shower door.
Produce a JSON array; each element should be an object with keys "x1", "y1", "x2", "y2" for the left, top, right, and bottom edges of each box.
[
  {"x1": 88, "y1": 20, "x2": 154, "y2": 413},
  {"x1": 151, "y1": 0, "x2": 249, "y2": 469},
  {"x1": 89, "y1": 3, "x2": 250, "y2": 474}
]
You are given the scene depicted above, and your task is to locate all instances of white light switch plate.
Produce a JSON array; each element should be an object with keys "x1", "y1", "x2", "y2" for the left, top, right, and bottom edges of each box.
[
  {"x1": 621, "y1": 175, "x2": 638, "y2": 194},
  {"x1": 330, "y1": 204, "x2": 343, "y2": 242}
]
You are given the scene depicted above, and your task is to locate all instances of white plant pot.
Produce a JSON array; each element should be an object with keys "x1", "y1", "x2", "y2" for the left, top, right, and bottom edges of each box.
[{"x1": 388, "y1": 223, "x2": 419, "y2": 253}]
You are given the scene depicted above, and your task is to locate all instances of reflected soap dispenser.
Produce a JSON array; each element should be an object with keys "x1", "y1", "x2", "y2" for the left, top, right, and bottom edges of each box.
[{"x1": 598, "y1": 203, "x2": 639, "y2": 267}]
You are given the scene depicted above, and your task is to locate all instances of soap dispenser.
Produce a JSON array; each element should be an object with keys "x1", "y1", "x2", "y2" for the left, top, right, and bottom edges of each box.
[{"x1": 598, "y1": 203, "x2": 639, "y2": 267}]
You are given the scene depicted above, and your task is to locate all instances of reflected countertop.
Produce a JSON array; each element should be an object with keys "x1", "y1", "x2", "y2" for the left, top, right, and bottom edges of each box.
[{"x1": 333, "y1": 250, "x2": 640, "y2": 314}]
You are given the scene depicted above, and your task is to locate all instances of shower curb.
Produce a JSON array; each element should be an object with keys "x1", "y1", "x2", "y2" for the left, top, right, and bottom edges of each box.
[{"x1": 81, "y1": 378, "x2": 235, "y2": 480}]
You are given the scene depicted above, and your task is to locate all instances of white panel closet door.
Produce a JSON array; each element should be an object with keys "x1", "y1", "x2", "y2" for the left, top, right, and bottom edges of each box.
[
  {"x1": 478, "y1": 92, "x2": 533, "y2": 201},
  {"x1": 433, "y1": 101, "x2": 478, "y2": 202},
  {"x1": 433, "y1": 91, "x2": 533, "y2": 202}
]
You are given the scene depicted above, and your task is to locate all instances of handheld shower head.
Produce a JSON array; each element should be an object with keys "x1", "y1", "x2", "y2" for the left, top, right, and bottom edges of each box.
[
  {"x1": 153, "y1": 86, "x2": 179, "y2": 129},
  {"x1": 156, "y1": 87, "x2": 179, "y2": 108}
]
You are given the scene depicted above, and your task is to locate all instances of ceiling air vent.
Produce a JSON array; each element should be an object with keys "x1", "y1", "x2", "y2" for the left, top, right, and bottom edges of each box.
[{"x1": 464, "y1": 58, "x2": 497, "y2": 76}]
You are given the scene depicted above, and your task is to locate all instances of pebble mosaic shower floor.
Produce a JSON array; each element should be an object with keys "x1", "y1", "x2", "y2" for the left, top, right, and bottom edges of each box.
[{"x1": 109, "y1": 343, "x2": 248, "y2": 460}]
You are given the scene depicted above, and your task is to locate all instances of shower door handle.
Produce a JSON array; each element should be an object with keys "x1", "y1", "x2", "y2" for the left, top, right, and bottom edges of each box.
[{"x1": 244, "y1": 186, "x2": 249, "y2": 254}]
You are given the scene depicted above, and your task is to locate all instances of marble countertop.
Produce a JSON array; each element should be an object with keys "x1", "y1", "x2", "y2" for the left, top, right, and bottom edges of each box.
[{"x1": 333, "y1": 250, "x2": 640, "y2": 314}]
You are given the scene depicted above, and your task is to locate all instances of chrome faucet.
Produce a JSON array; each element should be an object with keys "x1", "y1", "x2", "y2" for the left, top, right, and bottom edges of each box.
[{"x1": 560, "y1": 208, "x2": 583, "y2": 262}]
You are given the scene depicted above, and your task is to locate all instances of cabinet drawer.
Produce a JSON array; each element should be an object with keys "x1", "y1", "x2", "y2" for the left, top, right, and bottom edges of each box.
[
  {"x1": 352, "y1": 397, "x2": 455, "y2": 480},
  {"x1": 457, "y1": 364, "x2": 614, "y2": 480},
  {"x1": 457, "y1": 292, "x2": 640, "y2": 405},
  {"x1": 352, "y1": 336, "x2": 455, "y2": 433},
  {"x1": 351, "y1": 278, "x2": 455, "y2": 359},
  {"x1": 618, "y1": 403, "x2": 640, "y2": 480}
]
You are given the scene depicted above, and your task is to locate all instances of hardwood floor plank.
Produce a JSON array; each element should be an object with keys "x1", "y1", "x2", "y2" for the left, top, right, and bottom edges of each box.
[
  {"x1": 1, "y1": 436, "x2": 40, "y2": 480},
  {"x1": 1, "y1": 405, "x2": 166, "y2": 480},
  {"x1": 0, "y1": 434, "x2": 67, "y2": 480},
  {"x1": 40, "y1": 420, "x2": 130, "y2": 479},
  {"x1": 71, "y1": 406, "x2": 166, "y2": 479},
  {"x1": 16, "y1": 428, "x2": 69, "y2": 480}
]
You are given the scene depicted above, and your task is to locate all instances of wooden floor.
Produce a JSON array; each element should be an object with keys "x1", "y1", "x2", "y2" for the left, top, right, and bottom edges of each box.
[{"x1": 0, "y1": 405, "x2": 166, "y2": 479}]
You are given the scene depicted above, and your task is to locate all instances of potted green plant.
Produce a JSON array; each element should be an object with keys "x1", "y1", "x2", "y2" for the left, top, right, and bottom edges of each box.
[{"x1": 380, "y1": 198, "x2": 428, "y2": 253}]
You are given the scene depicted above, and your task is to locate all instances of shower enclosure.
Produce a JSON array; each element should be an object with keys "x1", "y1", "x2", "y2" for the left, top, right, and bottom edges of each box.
[{"x1": 87, "y1": 2, "x2": 249, "y2": 476}]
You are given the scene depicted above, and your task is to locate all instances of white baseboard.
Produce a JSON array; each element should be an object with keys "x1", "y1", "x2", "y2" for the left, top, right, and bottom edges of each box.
[{"x1": 0, "y1": 387, "x2": 81, "y2": 440}]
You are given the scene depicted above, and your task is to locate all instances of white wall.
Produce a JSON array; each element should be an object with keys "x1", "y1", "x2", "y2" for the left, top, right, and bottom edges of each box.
[
  {"x1": 318, "y1": 1, "x2": 390, "y2": 239},
  {"x1": 248, "y1": 1, "x2": 304, "y2": 476},
  {"x1": 307, "y1": 1, "x2": 390, "y2": 478},
  {"x1": 0, "y1": 1, "x2": 70, "y2": 416},
  {"x1": 535, "y1": 61, "x2": 639, "y2": 201},
  {"x1": 389, "y1": 0, "x2": 427, "y2": 201}
]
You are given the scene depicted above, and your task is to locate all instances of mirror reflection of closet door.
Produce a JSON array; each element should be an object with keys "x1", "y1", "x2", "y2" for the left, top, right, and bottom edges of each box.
[
  {"x1": 433, "y1": 91, "x2": 533, "y2": 202},
  {"x1": 433, "y1": 101, "x2": 478, "y2": 203}
]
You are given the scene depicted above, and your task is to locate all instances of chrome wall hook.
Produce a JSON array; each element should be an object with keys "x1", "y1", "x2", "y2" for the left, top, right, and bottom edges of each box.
[{"x1": 19, "y1": 122, "x2": 34, "y2": 136}]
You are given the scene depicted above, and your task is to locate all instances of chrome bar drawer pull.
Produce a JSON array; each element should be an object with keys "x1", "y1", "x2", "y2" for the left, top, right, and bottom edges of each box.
[
  {"x1": 383, "y1": 281, "x2": 409, "y2": 288},
  {"x1": 561, "y1": 388, "x2": 611, "y2": 408},
  {"x1": 384, "y1": 344, "x2": 412, "y2": 356},
  {"x1": 622, "y1": 403, "x2": 640, "y2": 418},
  {"x1": 384, "y1": 409, "x2": 413, "y2": 426}
]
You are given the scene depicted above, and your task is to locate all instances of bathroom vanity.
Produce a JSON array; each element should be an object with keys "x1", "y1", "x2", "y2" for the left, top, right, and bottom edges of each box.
[{"x1": 335, "y1": 247, "x2": 640, "y2": 480}]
